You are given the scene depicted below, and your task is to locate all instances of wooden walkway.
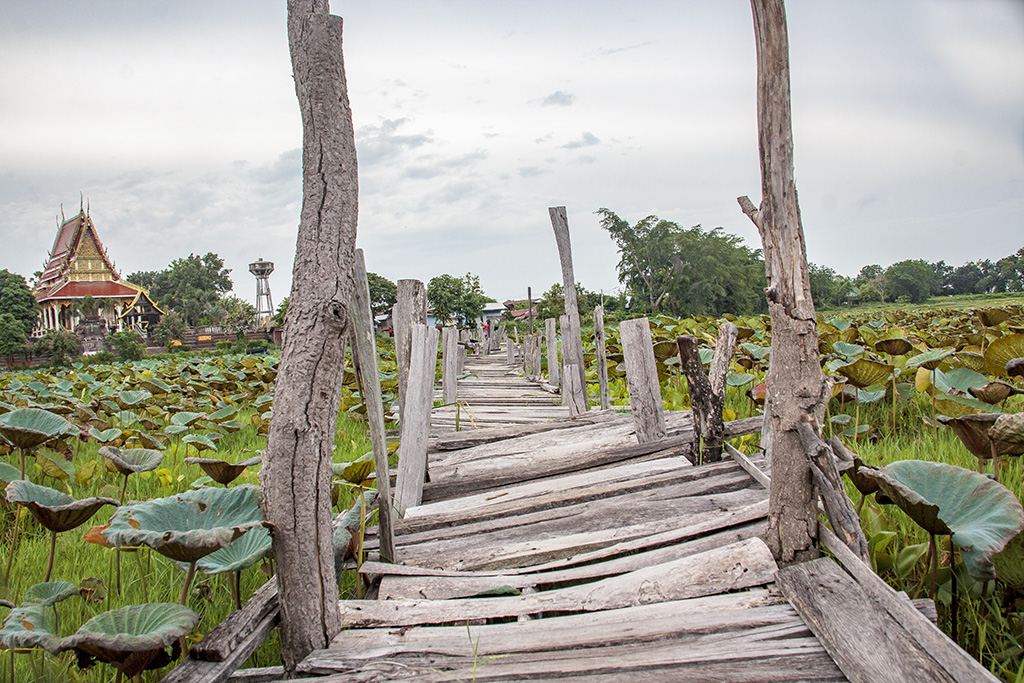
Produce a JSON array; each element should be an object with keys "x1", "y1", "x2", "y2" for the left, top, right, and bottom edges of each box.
[
  {"x1": 175, "y1": 344, "x2": 995, "y2": 683},
  {"x1": 287, "y1": 348, "x2": 836, "y2": 681}
]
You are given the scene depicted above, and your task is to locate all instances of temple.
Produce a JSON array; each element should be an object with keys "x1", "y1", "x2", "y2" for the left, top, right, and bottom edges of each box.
[{"x1": 33, "y1": 209, "x2": 163, "y2": 337}]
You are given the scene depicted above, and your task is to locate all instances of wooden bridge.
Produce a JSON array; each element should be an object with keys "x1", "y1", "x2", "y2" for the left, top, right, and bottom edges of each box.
[{"x1": 168, "y1": 342, "x2": 995, "y2": 683}]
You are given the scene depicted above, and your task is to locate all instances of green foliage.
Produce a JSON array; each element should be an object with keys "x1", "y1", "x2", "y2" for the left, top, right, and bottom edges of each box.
[
  {"x1": 536, "y1": 283, "x2": 566, "y2": 320},
  {"x1": 272, "y1": 296, "x2": 289, "y2": 327},
  {"x1": 0, "y1": 312, "x2": 28, "y2": 365},
  {"x1": 127, "y1": 252, "x2": 232, "y2": 326},
  {"x1": 108, "y1": 329, "x2": 145, "y2": 361},
  {"x1": 0, "y1": 268, "x2": 39, "y2": 334},
  {"x1": 35, "y1": 328, "x2": 82, "y2": 366},
  {"x1": 884, "y1": 259, "x2": 941, "y2": 303},
  {"x1": 153, "y1": 311, "x2": 187, "y2": 346},
  {"x1": 220, "y1": 295, "x2": 256, "y2": 334},
  {"x1": 596, "y1": 208, "x2": 767, "y2": 317},
  {"x1": 367, "y1": 272, "x2": 397, "y2": 316},
  {"x1": 427, "y1": 272, "x2": 494, "y2": 327},
  {"x1": 808, "y1": 262, "x2": 854, "y2": 308}
]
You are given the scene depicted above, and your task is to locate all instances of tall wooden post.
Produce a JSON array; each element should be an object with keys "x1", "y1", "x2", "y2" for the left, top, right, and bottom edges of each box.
[
  {"x1": 549, "y1": 207, "x2": 588, "y2": 415},
  {"x1": 349, "y1": 249, "x2": 395, "y2": 563},
  {"x1": 263, "y1": 0, "x2": 354, "y2": 670},
  {"x1": 394, "y1": 279, "x2": 427, "y2": 420},
  {"x1": 527, "y1": 287, "x2": 534, "y2": 335},
  {"x1": 441, "y1": 326, "x2": 458, "y2": 405},
  {"x1": 394, "y1": 323, "x2": 440, "y2": 512},
  {"x1": 594, "y1": 305, "x2": 611, "y2": 410},
  {"x1": 620, "y1": 317, "x2": 666, "y2": 443},
  {"x1": 545, "y1": 317, "x2": 559, "y2": 387},
  {"x1": 738, "y1": 0, "x2": 828, "y2": 564}
]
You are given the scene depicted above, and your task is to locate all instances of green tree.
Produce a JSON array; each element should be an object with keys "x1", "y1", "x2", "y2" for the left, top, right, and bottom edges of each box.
[
  {"x1": 883, "y1": 259, "x2": 940, "y2": 303},
  {"x1": 0, "y1": 313, "x2": 28, "y2": 369},
  {"x1": 0, "y1": 269, "x2": 39, "y2": 335},
  {"x1": 427, "y1": 273, "x2": 493, "y2": 327},
  {"x1": 127, "y1": 253, "x2": 232, "y2": 326},
  {"x1": 35, "y1": 329, "x2": 81, "y2": 366},
  {"x1": 536, "y1": 283, "x2": 566, "y2": 320},
  {"x1": 221, "y1": 296, "x2": 257, "y2": 335},
  {"x1": 107, "y1": 329, "x2": 145, "y2": 361},
  {"x1": 367, "y1": 273, "x2": 397, "y2": 316},
  {"x1": 597, "y1": 209, "x2": 679, "y2": 312},
  {"x1": 808, "y1": 263, "x2": 853, "y2": 308},
  {"x1": 272, "y1": 297, "x2": 289, "y2": 327},
  {"x1": 152, "y1": 311, "x2": 187, "y2": 347}
]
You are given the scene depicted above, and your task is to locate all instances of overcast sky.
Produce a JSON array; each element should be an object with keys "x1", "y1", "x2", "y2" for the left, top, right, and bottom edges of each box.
[{"x1": 1, "y1": 1, "x2": 1022, "y2": 307}]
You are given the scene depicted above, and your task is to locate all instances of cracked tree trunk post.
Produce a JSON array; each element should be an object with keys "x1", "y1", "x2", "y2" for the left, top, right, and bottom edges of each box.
[
  {"x1": 262, "y1": 0, "x2": 356, "y2": 672},
  {"x1": 676, "y1": 322, "x2": 737, "y2": 464},
  {"x1": 739, "y1": 0, "x2": 828, "y2": 565},
  {"x1": 549, "y1": 207, "x2": 588, "y2": 415}
]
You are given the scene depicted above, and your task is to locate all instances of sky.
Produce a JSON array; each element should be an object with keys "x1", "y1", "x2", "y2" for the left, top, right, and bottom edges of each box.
[{"x1": 1, "y1": 1, "x2": 1022, "y2": 308}]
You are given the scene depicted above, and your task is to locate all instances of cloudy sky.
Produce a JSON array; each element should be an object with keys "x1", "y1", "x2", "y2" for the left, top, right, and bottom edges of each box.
[{"x1": 1, "y1": 1, "x2": 1022, "y2": 307}]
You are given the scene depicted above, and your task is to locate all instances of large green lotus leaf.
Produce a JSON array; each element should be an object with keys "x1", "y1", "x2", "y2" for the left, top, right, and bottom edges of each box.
[
  {"x1": 208, "y1": 406, "x2": 238, "y2": 423},
  {"x1": 861, "y1": 460, "x2": 1024, "y2": 579},
  {"x1": 0, "y1": 462, "x2": 23, "y2": 483},
  {"x1": 170, "y1": 412, "x2": 205, "y2": 427},
  {"x1": 837, "y1": 359, "x2": 893, "y2": 389},
  {"x1": 137, "y1": 378, "x2": 172, "y2": 395},
  {"x1": 332, "y1": 453, "x2": 374, "y2": 485},
  {"x1": 907, "y1": 349, "x2": 953, "y2": 370},
  {"x1": 184, "y1": 456, "x2": 261, "y2": 486},
  {"x1": 985, "y1": 335, "x2": 1024, "y2": 376},
  {"x1": 831, "y1": 341, "x2": 864, "y2": 359},
  {"x1": 0, "y1": 605, "x2": 58, "y2": 652},
  {"x1": 933, "y1": 394, "x2": 992, "y2": 419},
  {"x1": 969, "y1": 381, "x2": 1023, "y2": 405},
  {"x1": 937, "y1": 413, "x2": 1000, "y2": 459},
  {"x1": 954, "y1": 351, "x2": 986, "y2": 373},
  {"x1": 875, "y1": 337, "x2": 914, "y2": 357},
  {"x1": 990, "y1": 413, "x2": 1024, "y2": 456},
  {"x1": 57, "y1": 603, "x2": 199, "y2": 676},
  {"x1": 856, "y1": 387, "x2": 887, "y2": 404},
  {"x1": 6, "y1": 480, "x2": 118, "y2": 533},
  {"x1": 99, "y1": 446, "x2": 164, "y2": 476},
  {"x1": 936, "y1": 367, "x2": 989, "y2": 394},
  {"x1": 22, "y1": 581, "x2": 79, "y2": 607},
  {"x1": 89, "y1": 427, "x2": 122, "y2": 443},
  {"x1": 334, "y1": 492, "x2": 376, "y2": 575},
  {"x1": 726, "y1": 373, "x2": 755, "y2": 388},
  {"x1": 993, "y1": 531, "x2": 1024, "y2": 591},
  {"x1": 182, "y1": 434, "x2": 218, "y2": 452},
  {"x1": 0, "y1": 408, "x2": 76, "y2": 451},
  {"x1": 193, "y1": 526, "x2": 272, "y2": 574},
  {"x1": 117, "y1": 390, "x2": 152, "y2": 408},
  {"x1": 103, "y1": 485, "x2": 264, "y2": 563},
  {"x1": 978, "y1": 308, "x2": 1012, "y2": 328}
]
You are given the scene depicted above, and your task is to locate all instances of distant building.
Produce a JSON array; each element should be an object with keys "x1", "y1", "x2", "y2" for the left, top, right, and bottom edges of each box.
[
  {"x1": 34, "y1": 209, "x2": 163, "y2": 337},
  {"x1": 502, "y1": 299, "x2": 539, "y2": 321}
]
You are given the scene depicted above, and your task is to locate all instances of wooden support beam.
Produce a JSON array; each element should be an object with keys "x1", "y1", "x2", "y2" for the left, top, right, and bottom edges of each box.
[
  {"x1": 441, "y1": 326, "x2": 458, "y2": 405},
  {"x1": 620, "y1": 317, "x2": 666, "y2": 443},
  {"x1": 394, "y1": 323, "x2": 439, "y2": 513},
  {"x1": 394, "y1": 279, "x2": 427, "y2": 421},
  {"x1": 549, "y1": 207, "x2": 588, "y2": 414},
  {"x1": 675, "y1": 322, "x2": 737, "y2": 463},
  {"x1": 545, "y1": 317, "x2": 559, "y2": 388},
  {"x1": 349, "y1": 249, "x2": 396, "y2": 563},
  {"x1": 594, "y1": 305, "x2": 611, "y2": 410}
]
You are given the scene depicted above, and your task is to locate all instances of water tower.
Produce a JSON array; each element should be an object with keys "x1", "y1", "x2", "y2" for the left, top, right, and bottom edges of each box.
[{"x1": 249, "y1": 258, "x2": 274, "y2": 327}]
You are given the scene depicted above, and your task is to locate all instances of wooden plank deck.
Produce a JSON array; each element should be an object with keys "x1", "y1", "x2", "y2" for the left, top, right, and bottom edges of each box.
[{"x1": 283, "y1": 346, "x2": 847, "y2": 682}]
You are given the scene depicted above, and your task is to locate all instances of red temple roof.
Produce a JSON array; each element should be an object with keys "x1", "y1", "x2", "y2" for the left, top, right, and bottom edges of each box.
[{"x1": 36, "y1": 279, "x2": 140, "y2": 303}]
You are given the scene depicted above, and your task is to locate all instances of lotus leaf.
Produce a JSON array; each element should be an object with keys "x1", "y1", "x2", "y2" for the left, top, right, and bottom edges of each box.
[
  {"x1": 170, "y1": 412, "x2": 205, "y2": 427},
  {"x1": 969, "y1": 381, "x2": 1023, "y2": 405},
  {"x1": 183, "y1": 434, "x2": 218, "y2": 452},
  {"x1": 0, "y1": 408, "x2": 76, "y2": 451},
  {"x1": 5, "y1": 481, "x2": 118, "y2": 533},
  {"x1": 954, "y1": 351, "x2": 986, "y2": 373},
  {"x1": 831, "y1": 341, "x2": 864, "y2": 359},
  {"x1": 138, "y1": 378, "x2": 172, "y2": 395},
  {"x1": 1007, "y1": 358, "x2": 1024, "y2": 378},
  {"x1": 993, "y1": 531, "x2": 1024, "y2": 591},
  {"x1": 117, "y1": 390, "x2": 152, "y2": 408},
  {"x1": 184, "y1": 455, "x2": 262, "y2": 486},
  {"x1": 860, "y1": 460, "x2": 1024, "y2": 580},
  {"x1": 334, "y1": 492, "x2": 377, "y2": 575},
  {"x1": 103, "y1": 485, "x2": 264, "y2": 563},
  {"x1": 99, "y1": 446, "x2": 163, "y2": 476},
  {"x1": 875, "y1": 337, "x2": 913, "y2": 356},
  {"x1": 938, "y1": 413, "x2": 1001, "y2": 459},
  {"x1": 0, "y1": 605, "x2": 57, "y2": 652},
  {"x1": 985, "y1": 335, "x2": 1024, "y2": 376},
  {"x1": 907, "y1": 349, "x2": 952, "y2": 370},
  {"x1": 89, "y1": 427, "x2": 122, "y2": 443},
  {"x1": 193, "y1": 526, "x2": 272, "y2": 574},
  {"x1": 837, "y1": 359, "x2": 893, "y2": 389},
  {"x1": 935, "y1": 367, "x2": 988, "y2": 395},
  {"x1": 333, "y1": 453, "x2": 374, "y2": 484},
  {"x1": 57, "y1": 603, "x2": 199, "y2": 676},
  {"x1": 22, "y1": 581, "x2": 79, "y2": 607},
  {"x1": 856, "y1": 388, "x2": 887, "y2": 404},
  {"x1": 978, "y1": 308, "x2": 1011, "y2": 328},
  {"x1": 726, "y1": 373, "x2": 755, "y2": 388},
  {"x1": 932, "y1": 395, "x2": 987, "y2": 419},
  {"x1": 990, "y1": 413, "x2": 1024, "y2": 456},
  {"x1": 0, "y1": 462, "x2": 22, "y2": 483},
  {"x1": 208, "y1": 405, "x2": 238, "y2": 423},
  {"x1": 36, "y1": 450, "x2": 75, "y2": 482}
]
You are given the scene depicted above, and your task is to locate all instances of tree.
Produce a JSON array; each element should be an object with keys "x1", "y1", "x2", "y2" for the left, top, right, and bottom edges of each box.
[
  {"x1": 536, "y1": 283, "x2": 566, "y2": 320},
  {"x1": 366, "y1": 272, "x2": 397, "y2": 316},
  {"x1": 221, "y1": 295, "x2": 257, "y2": 337},
  {"x1": 0, "y1": 313, "x2": 28, "y2": 369},
  {"x1": 127, "y1": 252, "x2": 232, "y2": 326},
  {"x1": 0, "y1": 269, "x2": 39, "y2": 335},
  {"x1": 808, "y1": 263, "x2": 853, "y2": 308},
  {"x1": 272, "y1": 297, "x2": 289, "y2": 327},
  {"x1": 597, "y1": 209, "x2": 678, "y2": 312},
  {"x1": 883, "y1": 259, "x2": 939, "y2": 303},
  {"x1": 262, "y1": 0, "x2": 359, "y2": 671},
  {"x1": 35, "y1": 329, "x2": 81, "y2": 366},
  {"x1": 945, "y1": 261, "x2": 986, "y2": 295},
  {"x1": 426, "y1": 273, "x2": 493, "y2": 327},
  {"x1": 152, "y1": 311, "x2": 187, "y2": 347},
  {"x1": 107, "y1": 329, "x2": 145, "y2": 361}
]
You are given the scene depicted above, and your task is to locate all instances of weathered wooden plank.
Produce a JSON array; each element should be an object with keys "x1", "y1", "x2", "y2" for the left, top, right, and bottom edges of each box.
[
  {"x1": 777, "y1": 557, "x2": 961, "y2": 683},
  {"x1": 228, "y1": 667, "x2": 285, "y2": 682},
  {"x1": 818, "y1": 523, "x2": 998, "y2": 682},
  {"x1": 724, "y1": 442, "x2": 771, "y2": 489},
  {"x1": 393, "y1": 279, "x2": 427, "y2": 421},
  {"x1": 620, "y1": 317, "x2": 667, "y2": 443},
  {"x1": 594, "y1": 304, "x2": 611, "y2": 410},
  {"x1": 339, "y1": 538, "x2": 776, "y2": 628},
  {"x1": 545, "y1": 317, "x2": 559, "y2": 387},
  {"x1": 394, "y1": 324, "x2": 439, "y2": 513},
  {"x1": 441, "y1": 326, "x2": 458, "y2": 405},
  {"x1": 430, "y1": 410, "x2": 618, "y2": 451}
]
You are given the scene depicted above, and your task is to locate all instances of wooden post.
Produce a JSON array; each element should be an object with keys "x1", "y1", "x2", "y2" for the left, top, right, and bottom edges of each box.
[
  {"x1": 619, "y1": 317, "x2": 666, "y2": 443},
  {"x1": 441, "y1": 326, "x2": 458, "y2": 405},
  {"x1": 348, "y1": 249, "x2": 395, "y2": 563},
  {"x1": 545, "y1": 317, "x2": 559, "y2": 388},
  {"x1": 558, "y1": 314, "x2": 570, "y2": 407},
  {"x1": 594, "y1": 305, "x2": 610, "y2": 410},
  {"x1": 506, "y1": 337, "x2": 514, "y2": 365},
  {"x1": 394, "y1": 279, "x2": 427, "y2": 421},
  {"x1": 738, "y1": 0, "x2": 828, "y2": 564},
  {"x1": 676, "y1": 321, "x2": 738, "y2": 464},
  {"x1": 549, "y1": 207, "x2": 588, "y2": 414},
  {"x1": 394, "y1": 323, "x2": 439, "y2": 513},
  {"x1": 531, "y1": 334, "x2": 542, "y2": 379},
  {"x1": 262, "y1": 0, "x2": 353, "y2": 670}
]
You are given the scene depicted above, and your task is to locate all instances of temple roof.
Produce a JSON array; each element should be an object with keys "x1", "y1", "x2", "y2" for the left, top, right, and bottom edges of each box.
[
  {"x1": 36, "y1": 279, "x2": 142, "y2": 303},
  {"x1": 36, "y1": 209, "x2": 121, "y2": 295}
]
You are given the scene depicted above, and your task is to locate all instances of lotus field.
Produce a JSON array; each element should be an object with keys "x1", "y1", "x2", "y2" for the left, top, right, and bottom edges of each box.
[
  {"x1": 0, "y1": 349, "x2": 385, "y2": 682},
  {"x1": 3, "y1": 301, "x2": 1024, "y2": 681}
]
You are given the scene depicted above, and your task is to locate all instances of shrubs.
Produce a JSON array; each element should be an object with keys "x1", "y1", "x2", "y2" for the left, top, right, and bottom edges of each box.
[{"x1": 107, "y1": 330, "x2": 145, "y2": 361}]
